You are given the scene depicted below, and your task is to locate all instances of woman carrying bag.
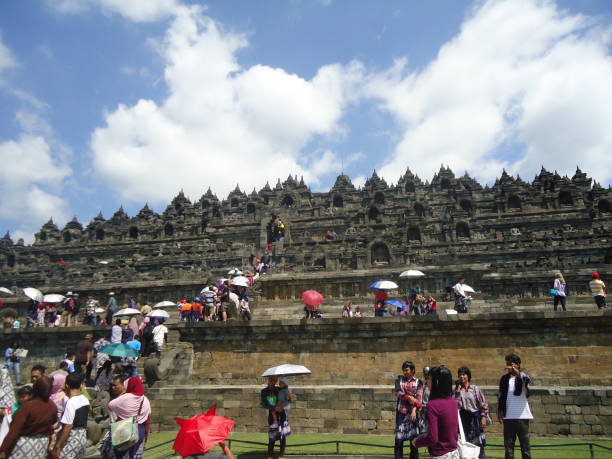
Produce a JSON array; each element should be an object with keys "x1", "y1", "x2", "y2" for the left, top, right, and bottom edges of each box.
[{"x1": 106, "y1": 377, "x2": 151, "y2": 459}]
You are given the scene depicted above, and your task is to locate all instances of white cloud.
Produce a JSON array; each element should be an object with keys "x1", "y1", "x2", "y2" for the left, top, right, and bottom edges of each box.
[
  {"x1": 47, "y1": 0, "x2": 180, "y2": 22},
  {"x1": 364, "y1": 0, "x2": 612, "y2": 185},
  {"x1": 0, "y1": 34, "x2": 17, "y2": 77},
  {"x1": 91, "y1": 5, "x2": 362, "y2": 204},
  {"x1": 0, "y1": 134, "x2": 71, "y2": 240}
]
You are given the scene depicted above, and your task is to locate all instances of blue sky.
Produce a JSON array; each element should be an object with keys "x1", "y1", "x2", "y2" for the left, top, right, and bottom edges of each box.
[{"x1": 0, "y1": 0, "x2": 611, "y2": 242}]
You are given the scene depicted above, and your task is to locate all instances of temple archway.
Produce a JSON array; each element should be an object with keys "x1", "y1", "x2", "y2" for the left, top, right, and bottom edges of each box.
[
  {"x1": 441, "y1": 178, "x2": 451, "y2": 190},
  {"x1": 281, "y1": 194, "x2": 294, "y2": 207},
  {"x1": 164, "y1": 223, "x2": 174, "y2": 237},
  {"x1": 414, "y1": 204, "x2": 425, "y2": 217},
  {"x1": 408, "y1": 226, "x2": 421, "y2": 242},
  {"x1": 368, "y1": 206, "x2": 380, "y2": 220},
  {"x1": 456, "y1": 222, "x2": 470, "y2": 238},
  {"x1": 95, "y1": 228, "x2": 104, "y2": 241},
  {"x1": 212, "y1": 206, "x2": 221, "y2": 218},
  {"x1": 129, "y1": 226, "x2": 139, "y2": 239},
  {"x1": 371, "y1": 242, "x2": 390, "y2": 264},
  {"x1": 599, "y1": 199, "x2": 611, "y2": 214},
  {"x1": 374, "y1": 192, "x2": 385, "y2": 205},
  {"x1": 460, "y1": 199, "x2": 473, "y2": 213},
  {"x1": 559, "y1": 190, "x2": 573, "y2": 206},
  {"x1": 405, "y1": 182, "x2": 415, "y2": 193},
  {"x1": 63, "y1": 232, "x2": 71, "y2": 243},
  {"x1": 40, "y1": 231, "x2": 47, "y2": 241},
  {"x1": 230, "y1": 198, "x2": 239, "y2": 208},
  {"x1": 508, "y1": 195, "x2": 522, "y2": 210},
  {"x1": 246, "y1": 203, "x2": 256, "y2": 214},
  {"x1": 332, "y1": 194, "x2": 344, "y2": 207}
]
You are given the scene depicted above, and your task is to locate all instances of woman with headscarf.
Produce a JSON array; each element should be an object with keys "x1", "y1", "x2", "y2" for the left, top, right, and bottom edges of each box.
[
  {"x1": 0, "y1": 376, "x2": 57, "y2": 459},
  {"x1": 49, "y1": 373, "x2": 67, "y2": 422},
  {"x1": 128, "y1": 316, "x2": 139, "y2": 339},
  {"x1": 107, "y1": 377, "x2": 151, "y2": 459}
]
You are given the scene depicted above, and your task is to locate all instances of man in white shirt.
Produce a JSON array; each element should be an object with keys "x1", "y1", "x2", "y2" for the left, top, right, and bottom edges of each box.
[
  {"x1": 52, "y1": 372, "x2": 90, "y2": 459},
  {"x1": 152, "y1": 321, "x2": 168, "y2": 358},
  {"x1": 497, "y1": 354, "x2": 532, "y2": 459},
  {"x1": 453, "y1": 277, "x2": 470, "y2": 313},
  {"x1": 110, "y1": 319, "x2": 122, "y2": 344}
]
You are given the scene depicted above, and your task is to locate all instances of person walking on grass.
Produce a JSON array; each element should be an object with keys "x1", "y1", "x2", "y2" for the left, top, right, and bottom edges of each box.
[{"x1": 498, "y1": 354, "x2": 532, "y2": 459}]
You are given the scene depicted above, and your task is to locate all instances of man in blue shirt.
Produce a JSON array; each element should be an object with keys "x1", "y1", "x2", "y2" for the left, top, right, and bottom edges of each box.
[
  {"x1": 4, "y1": 342, "x2": 21, "y2": 385},
  {"x1": 105, "y1": 292, "x2": 117, "y2": 325}
]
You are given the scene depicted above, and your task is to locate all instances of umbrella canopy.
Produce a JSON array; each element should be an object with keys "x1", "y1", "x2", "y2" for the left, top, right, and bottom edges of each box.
[
  {"x1": 301, "y1": 290, "x2": 323, "y2": 307},
  {"x1": 0, "y1": 287, "x2": 13, "y2": 295},
  {"x1": 262, "y1": 364, "x2": 312, "y2": 377},
  {"x1": 153, "y1": 301, "x2": 176, "y2": 308},
  {"x1": 369, "y1": 280, "x2": 399, "y2": 290},
  {"x1": 114, "y1": 308, "x2": 141, "y2": 316},
  {"x1": 445, "y1": 309, "x2": 458, "y2": 315},
  {"x1": 94, "y1": 307, "x2": 105, "y2": 313},
  {"x1": 227, "y1": 268, "x2": 243, "y2": 276},
  {"x1": 173, "y1": 405, "x2": 235, "y2": 457},
  {"x1": 23, "y1": 287, "x2": 43, "y2": 302},
  {"x1": 463, "y1": 285, "x2": 476, "y2": 293},
  {"x1": 98, "y1": 343, "x2": 139, "y2": 358},
  {"x1": 43, "y1": 294, "x2": 65, "y2": 303},
  {"x1": 385, "y1": 300, "x2": 406, "y2": 310},
  {"x1": 231, "y1": 276, "x2": 249, "y2": 287},
  {"x1": 148, "y1": 309, "x2": 170, "y2": 319},
  {"x1": 399, "y1": 270, "x2": 426, "y2": 278}
]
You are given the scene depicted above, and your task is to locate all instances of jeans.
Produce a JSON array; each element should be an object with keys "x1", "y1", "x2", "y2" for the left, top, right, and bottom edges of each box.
[
  {"x1": 6, "y1": 361, "x2": 20, "y2": 384},
  {"x1": 394, "y1": 439, "x2": 418, "y2": 459},
  {"x1": 267, "y1": 437, "x2": 286, "y2": 457},
  {"x1": 553, "y1": 295, "x2": 566, "y2": 311},
  {"x1": 503, "y1": 419, "x2": 531, "y2": 459}
]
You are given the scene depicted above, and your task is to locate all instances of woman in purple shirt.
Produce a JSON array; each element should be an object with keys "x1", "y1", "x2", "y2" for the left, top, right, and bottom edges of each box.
[{"x1": 414, "y1": 366, "x2": 459, "y2": 459}]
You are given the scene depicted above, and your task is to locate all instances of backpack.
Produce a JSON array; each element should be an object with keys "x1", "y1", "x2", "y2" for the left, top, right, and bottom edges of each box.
[{"x1": 143, "y1": 324, "x2": 154, "y2": 341}]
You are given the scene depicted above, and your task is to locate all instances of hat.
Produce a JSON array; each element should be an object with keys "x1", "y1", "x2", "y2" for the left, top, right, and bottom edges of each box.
[
  {"x1": 109, "y1": 292, "x2": 115, "y2": 295},
  {"x1": 66, "y1": 291, "x2": 73, "y2": 296},
  {"x1": 73, "y1": 293, "x2": 79, "y2": 297},
  {"x1": 592, "y1": 272, "x2": 600, "y2": 278}
]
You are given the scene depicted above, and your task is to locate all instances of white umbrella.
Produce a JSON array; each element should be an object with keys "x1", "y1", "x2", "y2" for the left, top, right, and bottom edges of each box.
[
  {"x1": 94, "y1": 307, "x2": 105, "y2": 313},
  {"x1": 399, "y1": 270, "x2": 425, "y2": 278},
  {"x1": 463, "y1": 285, "x2": 476, "y2": 293},
  {"x1": 147, "y1": 309, "x2": 170, "y2": 319},
  {"x1": 23, "y1": 287, "x2": 43, "y2": 302},
  {"x1": 261, "y1": 364, "x2": 311, "y2": 377},
  {"x1": 114, "y1": 308, "x2": 141, "y2": 316},
  {"x1": 43, "y1": 294, "x2": 65, "y2": 303},
  {"x1": 445, "y1": 309, "x2": 458, "y2": 315},
  {"x1": 228, "y1": 268, "x2": 243, "y2": 276},
  {"x1": 153, "y1": 301, "x2": 176, "y2": 308},
  {"x1": 232, "y1": 276, "x2": 249, "y2": 287},
  {"x1": 369, "y1": 280, "x2": 399, "y2": 290},
  {"x1": 0, "y1": 287, "x2": 13, "y2": 295},
  {"x1": 98, "y1": 261, "x2": 110, "y2": 264}
]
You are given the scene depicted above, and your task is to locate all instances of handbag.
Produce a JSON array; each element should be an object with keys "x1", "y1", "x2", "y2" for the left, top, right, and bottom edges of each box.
[
  {"x1": 549, "y1": 289, "x2": 559, "y2": 296},
  {"x1": 457, "y1": 410, "x2": 480, "y2": 459},
  {"x1": 110, "y1": 398, "x2": 144, "y2": 451}
]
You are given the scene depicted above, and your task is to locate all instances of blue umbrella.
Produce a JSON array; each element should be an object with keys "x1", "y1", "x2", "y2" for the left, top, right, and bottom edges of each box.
[
  {"x1": 385, "y1": 300, "x2": 407, "y2": 310},
  {"x1": 369, "y1": 280, "x2": 399, "y2": 290},
  {"x1": 99, "y1": 343, "x2": 139, "y2": 358}
]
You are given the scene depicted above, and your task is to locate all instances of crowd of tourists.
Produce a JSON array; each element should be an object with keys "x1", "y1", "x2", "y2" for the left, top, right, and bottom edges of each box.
[
  {"x1": 393, "y1": 354, "x2": 532, "y2": 459},
  {"x1": 0, "y1": 333, "x2": 153, "y2": 458}
]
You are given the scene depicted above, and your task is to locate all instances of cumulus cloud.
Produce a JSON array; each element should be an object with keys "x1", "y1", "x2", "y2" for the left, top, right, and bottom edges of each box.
[
  {"x1": 91, "y1": 5, "x2": 362, "y2": 204},
  {"x1": 0, "y1": 34, "x2": 17, "y2": 77},
  {"x1": 47, "y1": 0, "x2": 180, "y2": 22},
  {"x1": 364, "y1": 0, "x2": 612, "y2": 185}
]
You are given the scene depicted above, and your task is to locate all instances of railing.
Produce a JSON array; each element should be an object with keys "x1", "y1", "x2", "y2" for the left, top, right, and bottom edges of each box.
[{"x1": 143, "y1": 437, "x2": 612, "y2": 458}]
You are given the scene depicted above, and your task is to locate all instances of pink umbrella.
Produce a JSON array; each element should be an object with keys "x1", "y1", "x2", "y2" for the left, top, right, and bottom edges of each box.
[{"x1": 301, "y1": 290, "x2": 324, "y2": 308}]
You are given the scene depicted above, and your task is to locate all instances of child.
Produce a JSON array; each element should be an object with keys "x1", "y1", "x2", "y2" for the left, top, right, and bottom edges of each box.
[
  {"x1": 354, "y1": 307, "x2": 363, "y2": 318},
  {"x1": 63, "y1": 351, "x2": 76, "y2": 373},
  {"x1": 270, "y1": 378, "x2": 291, "y2": 428}
]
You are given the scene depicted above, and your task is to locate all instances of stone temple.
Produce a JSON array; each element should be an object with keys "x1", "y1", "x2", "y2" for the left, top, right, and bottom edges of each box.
[
  {"x1": 0, "y1": 165, "x2": 610, "y2": 302},
  {"x1": 1, "y1": 166, "x2": 611, "y2": 439}
]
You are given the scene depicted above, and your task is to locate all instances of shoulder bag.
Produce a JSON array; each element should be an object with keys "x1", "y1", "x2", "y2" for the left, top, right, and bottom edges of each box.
[
  {"x1": 457, "y1": 410, "x2": 480, "y2": 459},
  {"x1": 111, "y1": 398, "x2": 144, "y2": 452}
]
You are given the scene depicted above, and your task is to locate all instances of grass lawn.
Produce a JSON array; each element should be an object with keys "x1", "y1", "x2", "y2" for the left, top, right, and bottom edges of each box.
[{"x1": 144, "y1": 431, "x2": 612, "y2": 458}]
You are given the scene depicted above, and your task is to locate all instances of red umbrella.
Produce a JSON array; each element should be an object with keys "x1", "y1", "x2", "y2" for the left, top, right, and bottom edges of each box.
[
  {"x1": 173, "y1": 405, "x2": 235, "y2": 457},
  {"x1": 301, "y1": 290, "x2": 324, "y2": 308}
]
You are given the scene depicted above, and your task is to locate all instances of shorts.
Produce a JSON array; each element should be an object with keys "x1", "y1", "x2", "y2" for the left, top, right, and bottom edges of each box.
[{"x1": 594, "y1": 295, "x2": 606, "y2": 308}]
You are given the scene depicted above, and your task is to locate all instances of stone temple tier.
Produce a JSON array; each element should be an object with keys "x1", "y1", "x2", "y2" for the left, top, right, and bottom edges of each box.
[{"x1": 0, "y1": 166, "x2": 610, "y2": 302}]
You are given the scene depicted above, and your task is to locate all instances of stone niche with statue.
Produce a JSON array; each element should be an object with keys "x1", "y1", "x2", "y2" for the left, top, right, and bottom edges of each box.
[{"x1": 0, "y1": 166, "x2": 611, "y2": 301}]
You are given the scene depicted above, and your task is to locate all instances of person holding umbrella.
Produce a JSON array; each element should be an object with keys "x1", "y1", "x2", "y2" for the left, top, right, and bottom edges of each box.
[{"x1": 260, "y1": 376, "x2": 290, "y2": 459}]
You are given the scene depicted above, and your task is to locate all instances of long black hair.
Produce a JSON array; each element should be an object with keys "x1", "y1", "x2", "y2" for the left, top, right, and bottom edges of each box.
[{"x1": 429, "y1": 366, "x2": 453, "y2": 400}]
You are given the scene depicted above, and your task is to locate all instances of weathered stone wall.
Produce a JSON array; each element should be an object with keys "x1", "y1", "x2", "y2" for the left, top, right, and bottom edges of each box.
[
  {"x1": 178, "y1": 311, "x2": 612, "y2": 387},
  {"x1": 147, "y1": 385, "x2": 612, "y2": 438}
]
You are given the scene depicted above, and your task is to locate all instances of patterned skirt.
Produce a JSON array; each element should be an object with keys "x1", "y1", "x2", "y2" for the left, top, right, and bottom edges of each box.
[
  {"x1": 268, "y1": 409, "x2": 291, "y2": 441},
  {"x1": 7, "y1": 434, "x2": 49, "y2": 459},
  {"x1": 61, "y1": 427, "x2": 87, "y2": 459},
  {"x1": 395, "y1": 411, "x2": 424, "y2": 442},
  {"x1": 459, "y1": 409, "x2": 486, "y2": 447},
  {"x1": 431, "y1": 448, "x2": 460, "y2": 459}
]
